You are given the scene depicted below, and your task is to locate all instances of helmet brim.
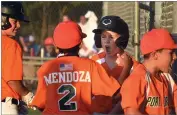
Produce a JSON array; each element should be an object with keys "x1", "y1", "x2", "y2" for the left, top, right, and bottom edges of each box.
[
  {"x1": 92, "y1": 28, "x2": 105, "y2": 34},
  {"x1": 14, "y1": 15, "x2": 30, "y2": 22}
]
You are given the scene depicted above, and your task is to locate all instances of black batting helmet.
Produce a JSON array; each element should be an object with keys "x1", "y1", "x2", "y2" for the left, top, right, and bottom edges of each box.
[
  {"x1": 1, "y1": 2, "x2": 29, "y2": 30},
  {"x1": 93, "y1": 16, "x2": 129, "y2": 49}
]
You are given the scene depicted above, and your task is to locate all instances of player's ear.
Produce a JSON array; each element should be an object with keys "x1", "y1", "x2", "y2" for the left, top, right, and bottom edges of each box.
[
  {"x1": 153, "y1": 49, "x2": 164, "y2": 60},
  {"x1": 150, "y1": 51, "x2": 158, "y2": 60},
  {"x1": 79, "y1": 42, "x2": 82, "y2": 48}
]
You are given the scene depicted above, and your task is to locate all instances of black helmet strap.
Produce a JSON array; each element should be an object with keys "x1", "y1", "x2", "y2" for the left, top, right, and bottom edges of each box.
[{"x1": 1, "y1": 15, "x2": 11, "y2": 30}]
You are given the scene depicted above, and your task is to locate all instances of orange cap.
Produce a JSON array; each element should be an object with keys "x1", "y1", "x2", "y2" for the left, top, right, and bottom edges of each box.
[
  {"x1": 140, "y1": 29, "x2": 177, "y2": 55},
  {"x1": 53, "y1": 21, "x2": 86, "y2": 49},
  {"x1": 44, "y1": 37, "x2": 53, "y2": 45}
]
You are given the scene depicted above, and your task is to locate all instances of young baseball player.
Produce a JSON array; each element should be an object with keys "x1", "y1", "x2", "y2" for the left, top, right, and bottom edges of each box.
[
  {"x1": 91, "y1": 16, "x2": 138, "y2": 114},
  {"x1": 31, "y1": 21, "x2": 120, "y2": 115},
  {"x1": 2, "y1": 2, "x2": 34, "y2": 114},
  {"x1": 121, "y1": 29, "x2": 177, "y2": 114}
]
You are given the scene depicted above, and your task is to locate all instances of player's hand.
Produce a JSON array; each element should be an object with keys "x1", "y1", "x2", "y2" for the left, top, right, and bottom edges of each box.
[
  {"x1": 29, "y1": 106, "x2": 37, "y2": 110},
  {"x1": 18, "y1": 101, "x2": 28, "y2": 115},
  {"x1": 23, "y1": 46, "x2": 28, "y2": 52},
  {"x1": 22, "y1": 92, "x2": 34, "y2": 106},
  {"x1": 117, "y1": 52, "x2": 133, "y2": 69}
]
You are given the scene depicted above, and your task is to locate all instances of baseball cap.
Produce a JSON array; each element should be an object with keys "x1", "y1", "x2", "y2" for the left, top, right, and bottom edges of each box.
[
  {"x1": 92, "y1": 16, "x2": 129, "y2": 35},
  {"x1": 44, "y1": 37, "x2": 53, "y2": 45},
  {"x1": 140, "y1": 29, "x2": 177, "y2": 55},
  {"x1": 53, "y1": 21, "x2": 86, "y2": 49}
]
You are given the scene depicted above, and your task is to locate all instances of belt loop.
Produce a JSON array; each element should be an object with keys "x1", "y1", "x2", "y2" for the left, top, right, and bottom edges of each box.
[{"x1": 5, "y1": 97, "x2": 12, "y2": 104}]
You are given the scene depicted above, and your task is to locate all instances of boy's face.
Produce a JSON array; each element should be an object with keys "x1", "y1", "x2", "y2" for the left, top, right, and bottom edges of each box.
[
  {"x1": 156, "y1": 49, "x2": 175, "y2": 73},
  {"x1": 101, "y1": 30, "x2": 122, "y2": 56},
  {"x1": 2, "y1": 18, "x2": 21, "y2": 37},
  {"x1": 45, "y1": 45, "x2": 54, "y2": 53}
]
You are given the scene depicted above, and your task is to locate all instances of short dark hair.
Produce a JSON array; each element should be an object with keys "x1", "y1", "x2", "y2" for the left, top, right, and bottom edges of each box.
[
  {"x1": 58, "y1": 44, "x2": 80, "y2": 54},
  {"x1": 143, "y1": 49, "x2": 163, "y2": 59}
]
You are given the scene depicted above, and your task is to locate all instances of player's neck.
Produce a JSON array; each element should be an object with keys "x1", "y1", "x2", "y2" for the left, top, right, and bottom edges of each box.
[
  {"x1": 143, "y1": 60, "x2": 159, "y2": 77},
  {"x1": 105, "y1": 54, "x2": 117, "y2": 61},
  {"x1": 57, "y1": 52, "x2": 79, "y2": 58}
]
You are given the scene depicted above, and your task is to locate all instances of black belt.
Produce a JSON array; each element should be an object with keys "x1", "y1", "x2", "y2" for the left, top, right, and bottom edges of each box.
[{"x1": 1, "y1": 98, "x2": 19, "y2": 105}]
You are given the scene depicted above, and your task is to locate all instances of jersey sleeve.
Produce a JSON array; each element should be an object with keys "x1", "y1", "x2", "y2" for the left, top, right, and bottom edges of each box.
[
  {"x1": 31, "y1": 66, "x2": 47, "y2": 109},
  {"x1": 91, "y1": 61, "x2": 120, "y2": 97},
  {"x1": 2, "y1": 42, "x2": 23, "y2": 82},
  {"x1": 120, "y1": 73, "x2": 146, "y2": 110}
]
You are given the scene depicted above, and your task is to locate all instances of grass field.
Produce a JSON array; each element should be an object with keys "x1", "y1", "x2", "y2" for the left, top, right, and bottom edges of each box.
[{"x1": 28, "y1": 108, "x2": 41, "y2": 115}]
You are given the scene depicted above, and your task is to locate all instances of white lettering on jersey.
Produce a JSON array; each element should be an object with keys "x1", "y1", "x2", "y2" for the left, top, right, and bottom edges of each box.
[
  {"x1": 44, "y1": 71, "x2": 91, "y2": 85},
  {"x1": 79, "y1": 71, "x2": 85, "y2": 82},
  {"x1": 66, "y1": 72, "x2": 72, "y2": 83},
  {"x1": 59, "y1": 72, "x2": 65, "y2": 83},
  {"x1": 52, "y1": 72, "x2": 58, "y2": 83},
  {"x1": 73, "y1": 71, "x2": 79, "y2": 82},
  {"x1": 85, "y1": 71, "x2": 91, "y2": 82},
  {"x1": 44, "y1": 74, "x2": 51, "y2": 85}
]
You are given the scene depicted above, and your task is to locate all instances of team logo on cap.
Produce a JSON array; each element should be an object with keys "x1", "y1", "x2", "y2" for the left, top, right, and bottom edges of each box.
[{"x1": 102, "y1": 19, "x2": 112, "y2": 26}]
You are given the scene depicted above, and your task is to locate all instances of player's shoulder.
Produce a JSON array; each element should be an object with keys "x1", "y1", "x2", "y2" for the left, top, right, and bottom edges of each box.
[
  {"x1": 38, "y1": 58, "x2": 58, "y2": 73},
  {"x1": 2, "y1": 36, "x2": 19, "y2": 47},
  {"x1": 78, "y1": 57, "x2": 105, "y2": 71},
  {"x1": 79, "y1": 57, "x2": 99, "y2": 65},
  {"x1": 121, "y1": 64, "x2": 148, "y2": 89},
  {"x1": 42, "y1": 58, "x2": 58, "y2": 66},
  {"x1": 91, "y1": 51, "x2": 105, "y2": 60},
  {"x1": 39, "y1": 57, "x2": 98, "y2": 70},
  {"x1": 2, "y1": 36, "x2": 22, "y2": 53},
  {"x1": 127, "y1": 64, "x2": 147, "y2": 81}
]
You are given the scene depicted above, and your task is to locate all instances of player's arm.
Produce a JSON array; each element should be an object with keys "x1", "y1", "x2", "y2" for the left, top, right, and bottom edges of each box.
[
  {"x1": 92, "y1": 61, "x2": 120, "y2": 98},
  {"x1": 19, "y1": 36, "x2": 26, "y2": 48},
  {"x1": 91, "y1": 62, "x2": 120, "y2": 113},
  {"x1": 7, "y1": 80, "x2": 34, "y2": 105},
  {"x1": 8, "y1": 80, "x2": 29, "y2": 96},
  {"x1": 120, "y1": 73, "x2": 146, "y2": 115},
  {"x1": 109, "y1": 101, "x2": 123, "y2": 114},
  {"x1": 3, "y1": 43, "x2": 34, "y2": 104},
  {"x1": 124, "y1": 108, "x2": 144, "y2": 115},
  {"x1": 117, "y1": 53, "x2": 133, "y2": 85},
  {"x1": 109, "y1": 53, "x2": 133, "y2": 113},
  {"x1": 31, "y1": 67, "x2": 47, "y2": 110}
]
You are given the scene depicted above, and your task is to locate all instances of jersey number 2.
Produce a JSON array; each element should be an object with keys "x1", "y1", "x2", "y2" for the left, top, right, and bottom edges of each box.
[{"x1": 58, "y1": 84, "x2": 77, "y2": 111}]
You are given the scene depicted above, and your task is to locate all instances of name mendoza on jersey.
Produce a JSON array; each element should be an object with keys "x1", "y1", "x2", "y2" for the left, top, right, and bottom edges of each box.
[{"x1": 44, "y1": 71, "x2": 91, "y2": 85}]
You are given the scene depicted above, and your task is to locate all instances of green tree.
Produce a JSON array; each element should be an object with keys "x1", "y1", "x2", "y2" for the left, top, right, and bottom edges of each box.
[{"x1": 22, "y1": 2, "x2": 87, "y2": 45}]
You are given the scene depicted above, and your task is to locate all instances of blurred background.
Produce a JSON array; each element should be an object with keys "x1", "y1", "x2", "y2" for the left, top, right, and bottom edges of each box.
[{"x1": 18, "y1": 1, "x2": 177, "y2": 92}]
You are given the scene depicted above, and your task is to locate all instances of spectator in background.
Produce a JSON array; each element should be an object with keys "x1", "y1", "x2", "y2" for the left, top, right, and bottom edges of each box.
[
  {"x1": 79, "y1": 11, "x2": 98, "y2": 58},
  {"x1": 78, "y1": 15, "x2": 87, "y2": 33},
  {"x1": 78, "y1": 15, "x2": 90, "y2": 58},
  {"x1": 38, "y1": 37, "x2": 57, "y2": 58},
  {"x1": 62, "y1": 14, "x2": 71, "y2": 22},
  {"x1": 19, "y1": 36, "x2": 29, "y2": 53},
  {"x1": 25, "y1": 35, "x2": 40, "y2": 56}
]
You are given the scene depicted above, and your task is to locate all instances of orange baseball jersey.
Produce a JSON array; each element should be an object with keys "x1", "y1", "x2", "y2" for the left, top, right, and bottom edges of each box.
[
  {"x1": 2, "y1": 35, "x2": 23, "y2": 100},
  {"x1": 31, "y1": 56, "x2": 120, "y2": 115},
  {"x1": 121, "y1": 64, "x2": 177, "y2": 114},
  {"x1": 90, "y1": 51, "x2": 139, "y2": 113}
]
